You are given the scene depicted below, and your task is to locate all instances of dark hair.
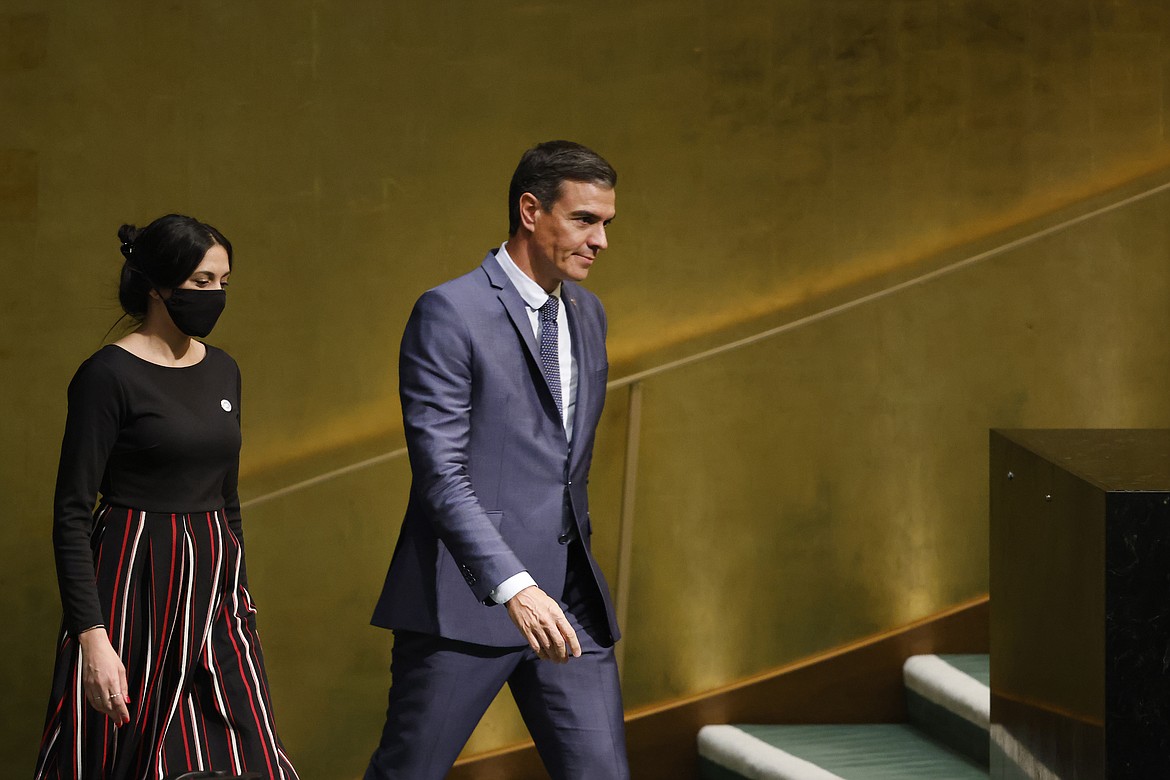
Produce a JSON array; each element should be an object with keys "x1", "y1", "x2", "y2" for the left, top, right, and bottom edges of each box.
[
  {"x1": 507, "y1": 140, "x2": 617, "y2": 236},
  {"x1": 116, "y1": 214, "x2": 232, "y2": 320}
]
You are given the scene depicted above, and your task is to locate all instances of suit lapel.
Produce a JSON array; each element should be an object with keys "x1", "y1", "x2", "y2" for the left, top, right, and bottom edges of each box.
[
  {"x1": 482, "y1": 252, "x2": 539, "y2": 362},
  {"x1": 563, "y1": 284, "x2": 590, "y2": 437},
  {"x1": 481, "y1": 253, "x2": 564, "y2": 427},
  {"x1": 563, "y1": 281, "x2": 604, "y2": 469}
]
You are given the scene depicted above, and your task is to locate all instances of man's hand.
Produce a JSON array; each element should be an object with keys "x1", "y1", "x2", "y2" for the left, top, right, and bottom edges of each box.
[
  {"x1": 505, "y1": 585, "x2": 581, "y2": 663},
  {"x1": 79, "y1": 627, "x2": 131, "y2": 725}
]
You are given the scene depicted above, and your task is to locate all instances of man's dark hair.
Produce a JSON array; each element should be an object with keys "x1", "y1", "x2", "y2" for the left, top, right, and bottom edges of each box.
[{"x1": 508, "y1": 140, "x2": 617, "y2": 236}]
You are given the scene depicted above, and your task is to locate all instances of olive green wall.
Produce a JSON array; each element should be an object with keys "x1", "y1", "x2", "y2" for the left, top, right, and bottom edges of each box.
[{"x1": 4, "y1": 1, "x2": 1170, "y2": 777}]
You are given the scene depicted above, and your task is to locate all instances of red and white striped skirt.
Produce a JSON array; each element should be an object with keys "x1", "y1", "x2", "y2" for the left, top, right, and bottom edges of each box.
[{"x1": 34, "y1": 505, "x2": 299, "y2": 780}]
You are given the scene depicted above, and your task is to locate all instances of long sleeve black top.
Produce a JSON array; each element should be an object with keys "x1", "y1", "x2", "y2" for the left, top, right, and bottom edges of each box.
[{"x1": 52, "y1": 344, "x2": 245, "y2": 636}]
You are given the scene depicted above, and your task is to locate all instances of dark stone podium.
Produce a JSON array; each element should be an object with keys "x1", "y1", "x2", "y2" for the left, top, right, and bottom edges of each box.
[{"x1": 990, "y1": 429, "x2": 1170, "y2": 779}]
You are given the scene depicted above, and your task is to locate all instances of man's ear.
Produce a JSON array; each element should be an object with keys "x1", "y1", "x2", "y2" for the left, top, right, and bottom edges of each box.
[{"x1": 518, "y1": 192, "x2": 543, "y2": 232}]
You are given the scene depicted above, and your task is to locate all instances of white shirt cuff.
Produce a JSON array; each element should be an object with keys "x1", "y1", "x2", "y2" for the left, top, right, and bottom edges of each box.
[{"x1": 491, "y1": 571, "x2": 537, "y2": 604}]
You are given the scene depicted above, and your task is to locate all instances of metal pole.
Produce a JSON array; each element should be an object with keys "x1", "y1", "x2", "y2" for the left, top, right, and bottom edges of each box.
[{"x1": 614, "y1": 381, "x2": 642, "y2": 673}]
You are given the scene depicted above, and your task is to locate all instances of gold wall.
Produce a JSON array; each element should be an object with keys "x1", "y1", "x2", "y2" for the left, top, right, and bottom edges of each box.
[{"x1": 4, "y1": 1, "x2": 1170, "y2": 776}]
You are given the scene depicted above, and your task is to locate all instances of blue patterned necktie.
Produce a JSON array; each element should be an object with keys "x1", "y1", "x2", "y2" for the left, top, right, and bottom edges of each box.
[{"x1": 538, "y1": 296, "x2": 563, "y2": 418}]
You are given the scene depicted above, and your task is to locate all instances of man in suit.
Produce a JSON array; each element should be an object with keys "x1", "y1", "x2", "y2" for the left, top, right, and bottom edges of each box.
[{"x1": 365, "y1": 140, "x2": 629, "y2": 780}]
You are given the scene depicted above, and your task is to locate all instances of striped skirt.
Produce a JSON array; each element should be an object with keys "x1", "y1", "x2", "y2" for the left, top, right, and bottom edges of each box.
[{"x1": 34, "y1": 505, "x2": 299, "y2": 780}]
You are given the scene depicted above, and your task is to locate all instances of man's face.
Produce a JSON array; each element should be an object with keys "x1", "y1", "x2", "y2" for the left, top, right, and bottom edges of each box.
[{"x1": 524, "y1": 180, "x2": 616, "y2": 292}]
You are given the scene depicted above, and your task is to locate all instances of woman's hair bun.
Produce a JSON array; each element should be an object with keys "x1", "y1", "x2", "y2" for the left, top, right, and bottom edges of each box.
[{"x1": 117, "y1": 224, "x2": 139, "y2": 260}]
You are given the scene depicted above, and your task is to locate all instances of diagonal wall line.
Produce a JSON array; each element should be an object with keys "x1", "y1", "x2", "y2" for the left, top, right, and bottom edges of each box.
[
  {"x1": 241, "y1": 447, "x2": 408, "y2": 509},
  {"x1": 608, "y1": 177, "x2": 1170, "y2": 390}
]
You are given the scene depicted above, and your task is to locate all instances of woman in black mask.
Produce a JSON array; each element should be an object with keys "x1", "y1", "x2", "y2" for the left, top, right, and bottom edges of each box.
[{"x1": 35, "y1": 214, "x2": 299, "y2": 780}]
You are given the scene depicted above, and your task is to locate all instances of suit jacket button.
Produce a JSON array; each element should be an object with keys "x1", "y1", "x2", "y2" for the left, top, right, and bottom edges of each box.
[{"x1": 558, "y1": 533, "x2": 571, "y2": 545}]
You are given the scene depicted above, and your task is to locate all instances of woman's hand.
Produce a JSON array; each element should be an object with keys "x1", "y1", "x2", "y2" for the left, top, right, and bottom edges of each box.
[{"x1": 78, "y1": 627, "x2": 130, "y2": 725}]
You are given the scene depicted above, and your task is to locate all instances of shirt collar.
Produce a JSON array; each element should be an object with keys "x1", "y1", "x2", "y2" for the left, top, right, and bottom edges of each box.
[{"x1": 495, "y1": 243, "x2": 561, "y2": 310}]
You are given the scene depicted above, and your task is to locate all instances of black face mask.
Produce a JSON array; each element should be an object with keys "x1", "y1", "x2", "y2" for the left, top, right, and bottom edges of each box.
[{"x1": 163, "y1": 288, "x2": 226, "y2": 337}]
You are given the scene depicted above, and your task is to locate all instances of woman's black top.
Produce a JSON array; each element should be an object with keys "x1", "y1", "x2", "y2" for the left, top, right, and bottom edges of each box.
[{"x1": 52, "y1": 344, "x2": 244, "y2": 636}]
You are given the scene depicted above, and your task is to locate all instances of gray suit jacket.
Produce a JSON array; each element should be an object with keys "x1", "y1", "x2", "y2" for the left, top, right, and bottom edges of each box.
[{"x1": 371, "y1": 251, "x2": 619, "y2": 647}]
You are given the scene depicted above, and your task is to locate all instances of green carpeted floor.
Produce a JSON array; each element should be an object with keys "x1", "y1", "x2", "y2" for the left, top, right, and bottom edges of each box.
[{"x1": 735, "y1": 723, "x2": 988, "y2": 779}]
